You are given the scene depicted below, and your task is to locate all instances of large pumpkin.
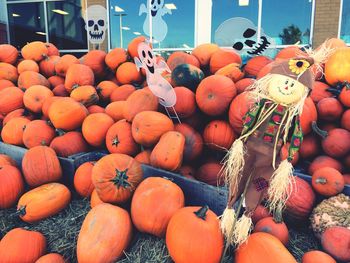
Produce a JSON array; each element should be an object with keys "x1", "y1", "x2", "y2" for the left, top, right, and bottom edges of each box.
[
  {"x1": 0, "y1": 87, "x2": 24, "y2": 115},
  {"x1": 174, "y1": 123, "x2": 203, "y2": 161},
  {"x1": 70, "y1": 85, "x2": 99, "y2": 107},
  {"x1": 74, "y1": 162, "x2": 95, "y2": 197},
  {"x1": 92, "y1": 154, "x2": 143, "y2": 204},
  {"x1": 0, "y1": 79, "x2": 15, "y2": 91},
  {"x1": 131, "y1": 177, "x2": 185, "y2": 237},
  {"x1": 116, "y1": 62, "x2": 143, "y2": 85},
  {"x1": 23, "y1": 85, "x2": 54, "y2": 113},
  {"x1": 275, "y1": 46, "x2": 306, "y2": 61},
  {"x1": 41, "y1": 96, "x2": 63, "y2": 119},
  {"x1": 1, "y1": 117, "x2": 30, "y2": 146},
  {"x1": 170, "y1": 87, "x2": 196, "y2": 118},
  {"x1": 300, "y1": 97, "x2": 318, "y2": 135},
  {"x1": 82, "y1": 113, "x2": 114, "y2": 147},
  {"x1": 0, "y1": 154, "x2": 17, "y2": 167},
  {"x1": 0, "y1": 165, "x2": 24, "y2": 209},
  {"x1": 22, "y1": 120, "x2": 56, "y2": 148},
  {"x1": 0, "y1": 44, "x2": 18, "y2": 64},
  {"x1": 203, "y1": 120, "x2": 236, "y2": 151},
  {"x1": 229, "y1": 92, "x2": 255, "y2": 134},
  {"x1": 325, "y1": 47, "x2": 350, "y2": 86},
  {"x1": 17, "y1": 59, "x2": 39, "y2": 74},
  {"x1": 166, "y1": 206, "x2": 224, "y2": 263},
  {"x1": 64, "y1": 64, "x2": 94, "y2": 92},
  {"x1": 90, "y1": 189, "x2": 104, "y2": 208},
  {"x1": 312, "y1": 167, "x2": 345, "y2": 197},
  {"x1": 55, "y1": 54, "x2": 79, "y2": 77},
  {"x1": 253, "y1": 217, "x2": 289, "y2": 245},
  {"x1": 22, "y1": 146, "x2": 62, "y2": 187},
  {"x1": 321, "y1": 226, "x2": 350, "y2": 262},
  {"x1": 3, "y1": 108, "x2": 35, "y2": 126},
  {"x1": 77, "y1": 203, "x2": 132, "y2": 263},
  {"x1": 17, "y1": 183, "x2": 71, "y2": 223},
  {"x1": 302, "y1": 251, "x2": 336, "y2": 263}
]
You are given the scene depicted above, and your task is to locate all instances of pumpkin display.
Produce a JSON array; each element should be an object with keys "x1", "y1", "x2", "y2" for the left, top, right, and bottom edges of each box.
[
  {"x1": 171, "y1": 64, "x2": 204, "y2": 91},
  {"x1": 17, "y1": 71, "x2": 50, "y2": 90},
  {"x1": 23, "y1": 85, "x2": 54, "y2": 113},
  {"x1": 174, "y1": 123, "x2": 203, "y2": 161},
  {"x1": 64, "y1": 64, "x2": 94, "y2": 92},
  {"x1": 21, "y1": 41, "x2": 48, "y2": 62},
  {"x1": 0, "y1": 87, "x2": 24, "y2": 115},
  {"x1": 166, "y1": 206, "x2": 224, "y2": 263},
  {"x1": 41, "y1": 96, "x2": 63, "y2": 118},
  {"x1": 209, "y1": 49, "x2": 242, "y2": 73},
  {"x1": 309, "y1": 155, "x2": 343, "y2": 174},
  {"x1": 235, "y1": 78, "x2": 255, "y2": 94},
  {"x1": 310, "y1": 81, "x2": 332, "y2": 103},
  {"x1": 82, "y1": 113, "x2": 114, "y2": 147},
  {"x1": 36, "y1": 253, "x2": 66, "y2": 263},
  {"x1": 70, "y1": 85, "x2": 99, "y2": 107},
  {"x1": 134, "y1": 150, "x2": 151, "y2": 164},
  {"x1": 116, "y1": 62, "x2": 143, "y2": 85},
  {"x1": 195, "y1": 162, "x2": 224, "y2": 186},
  {"x1": 131, "y1": 177, "x2": 185, "y2": 237},
  {"x1": 22, "y1": 120, "x2": 56, "y2": 148},
  {"x1": 317, "y1": 98, "x2": 343, "y2": 121},
  {"x1": 39, "y1": 55, "x2": 60, "y2": 77},
  {"x1": 253, "y1": 217, "x2": 289, "y2": 245},
  {"x1": 167, "y1": 51, "x2": 200, "y2": 71},
  {"x1": 105, "y1": 47, "x2": 128, "y2": 71},
  {"x1": 299, "y1": 134, "x2": 320, "y2": 159},
  {"x1": 110, "y1": 84, "x2": 135, "y2": 102},
  {"x1": 92, "y1": 153, "x2": 143, "y2": 204},
  {"x1": 215, "y1": 63, "x2": 244, "y2": 82},
  {"x1": 17, "y1": 183, "x2": 71, "y2": 223},
  {"x1": 77, "y1": 203, "x2": 132, "y2": 263},
  {"x1": 74, "y1": 162, "x2": 95, "y2": 197},
  {"x1": 170, "y1": 87, "x2": 197, "y2": 118},
  {"x1": 325, "y1": 47, "x2": 350, "y2": 86},
  {"x1": 1, "y1": 117, "x2": 31, "y2": 146},
  {"x1": 81, "y1": 50, "x2": 107, "y2": 78},
  {"x1": 196, "y1": 75, "x2": 237, "y2": 116},
  {"x1": 55, "y1": 54, "x2": 80, "y2": 77},
  {"x1": 203, "y1": 120, "x2": 236, "y2": 151},
  {"x1": 50, "y1": 130, "x2": 88, "y2": 157},
  {"x1": 0, "y1": 154, "x2": 17, "y2": 167},
  {"x1": 96, "y1": 81, "x2": 118, "y2": 101},
  {"x1": 0, "y1": 44, "x2": 18, "y2": 65},
  {"x1": 0, "y1": 62, "x2": 18, "y2": 83},
  {"x1": 192, "y1": 43, "x2": 220, "y2": 67},
  {"x1": 22, "y1": 146, "x2": 62, "y2": 187},
  {"x1": 0, "y1": 228, "x2": 46, "y2": 263},
  {"x1": 321, "y1": 226, "x2": 350, "y2": 262},
  {"x1": 312, "y1": 167, "x2": 345, "y2": 196},
  {"x1": 90, "y1": 189, "x2": 104, "y2": 208},
  {"x1": 244, "y1": 56, "x2": 273, "y2": 77},
  {"x1": 0, "y1": 165, "x2": 24, "y2": 209},
  {"x1": 17, "y1": 59, "x2": 39, "y2": 74},
  {"x1": 251, "y1": 205, "x2": 271, "y2": 224},
  {"x1": 105, "y1": 101, "x2": 126, "y2": 122},
  {"x1": 302, "y1": 251, "x2": 336, "y2": 263}
]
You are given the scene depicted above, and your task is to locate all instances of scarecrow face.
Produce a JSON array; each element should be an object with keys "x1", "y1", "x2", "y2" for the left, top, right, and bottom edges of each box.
[{"x1": 267, "y1": 75, "x2": 307, "y2": 105}]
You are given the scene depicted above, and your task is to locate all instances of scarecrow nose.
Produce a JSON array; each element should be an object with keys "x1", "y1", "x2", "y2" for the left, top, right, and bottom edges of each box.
[{"x1": 285, "y1": 86, "x2": 289, "y2": 90}]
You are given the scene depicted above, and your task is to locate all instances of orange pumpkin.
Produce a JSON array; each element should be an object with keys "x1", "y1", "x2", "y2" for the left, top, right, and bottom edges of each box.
[
  {"x1": 17, "y1": 59, "x2": 39, "y2": 74},
  {"x1": 317, "y1": 98, "x2": 343, "y2": 121},
  {"x1": 251, "y1": 205, "x2": 271, "y2": 224},
  {"x1": 96, "y1": 81, "x2": 118, "y2": 101},
  {"x1": 74, "y1": 162, "x2": 95, "y2": 197},
  {"x1": 300, "y1": 97, "x2": 318, "y2": 135},
  {"x1": 192, "y1": 43, "x2": 220, "y2": 67},
  {"x1": 179, "y1": 165, "x2": 195, "y2": 179},
  {"x1": 90, "y1": 189, "x2": 104, "y2": 208},
  {"x1": 0, "y1": 154, "x2": 17, "y2": 167},
  {"x1": 302, "y1": 251, "x2": 336, "y2": 263},
  {"x1": 0, "y1": 165, "x2": 24, "y2": 209},
  {"x1": 132, "y1": 111, "x2": 174, "y2": 147},
  {"x1": 46, "y1": 43, "x2": 60, "y2": 56},
  {"x1": 171, "y1": 86, "x2": 196, "y2": 118},
  {"x1": 55, "y1": 54, "x2": 79, "y2": 77},
  {"x1": 210, "y1": 49, "x2": 242, "y2": 73},
  {"x1": 196, "y1": 162, "x2": 224, "y2": 186},
  {"x1": 81, "y1": 50, "x2": 107, "y2": 78},
  {"x1": 325, "y1": 47, "x2": 350, "y2": 86},
  {"x1": 3, "y1": 108, "x2": 34, "y2": 127},
  {"x1": 23, "y1": 85, "x2": 54, "y2": 113},
  {"x1": 253, "y1": 217, "x2": 289, "y2": 245},
  {"x1": 0, "y1": 44, "x2": 18, "y2": 64},
  {"x1": 203, "y1": 120, "x2": 236, "y2": 151},
  {"x1": 88, "y1": 104, "x2": 105, "y2": 114},
  {"x1": 64, "y1": 64, "x2": 95, "y2": 93},
  {"x1": 174, "y1": 123, "x2": 203, "y2": 161},
  {"x1": 215, "y1": 63, "x2": 244, "y2": 82},
  {"x1": 280, "y1": 142, "x2": 299, "y2": 165},
  {"x1": 48, "y1": 75, "x2": 64, "y2": 87},
  {"x1": 1, "y1": 117, "x2": 30, "y2": 146},
  {"x1": 35, "y1": 253, "x2": 65, "y2": 263},
  {"x1": 321, "y1": 226, "x2": 350, "y2": 262},
  {"x1": 52, "y1": 84, "x2": 69, "y2": 97},
  {"x1": 309, "y1": 155, "x2": 343, "y2": 174},
  {"x1": 23, "y1": 120, "x2": 55, "y2": 148},
  {"x1": 275, "y1": 46, "x2": 306, "y2": 61},
  {"x1": 39, "y1": 55, "x2": 60, "y2": 77},
  {"x1": 50, "y1": 131, "x2": 88, "y2": 157},
  {"x1": 341, "y1": 109, "x2": 350, "y2": 131},
  {"x1": 257, "y1": 62, "x2": 275, "y2": 79},
  {"x1": 229, "y1": 92, "x2": 255, "y2": 134},
  {"x1": 21, "y1": 41, "x2": 48, "y2": 62},
  {"x1": 299, "y1": 134, "x2": 320, "y2": 159},
  {"x1": 339, "y1": 85, "x2": 350, "y2": 107},
  {"x1": 105, "y1": 101, "x2": 126, "y2": 122},
  {"x1": 0, "y1": 62, "x2": 18, "y2": 83},
  {"x1": 134, "y1": 150, "x2": 151, "y2": 165},
  {"x1": 105, "y1": 47, "x2": 128, "y2": 71},
  {"x1": 167, "y1": 51, "x2": 200, "y2": 71},
  {"x1": 41, "y1": 96, "x2": 63, "y2": 118},
  {"x1": 128, "y1": 36, "x2": 150, "y2": 58},
  {"x1": 110, "y1": 84, "x2": 136, "y2": 102},
  {"x1": 123, "y1": 89, "x2": 158, "y2": 121},
  {"x1": 92, "y1": 153, "x2": 143, "y2": 204},
  {"x1": 17, "y1": 70, "x2": 50, "y2": 90},
  {"x1": 82, "y1": 113, "x2": 114, "y2": 147},
  {"x1": 312, "y1": 167, "x2": 345, "y2": 196},
  {"x1": 116, "y1": 62, "x2": 143, "y2": 85},
  {"x1": 70, "y1": 85, "x2": 99, "y2": 107},
  {"x1": 0, "y1": 79, "x2": 15, "y2": 91},
  {"x1": 235, "y1": 78, "x2": 255, "y2": 94},
  {"x1": 244, "y1": 56, "x2": 273, "y2": 77},
  {"x1": 131, "y1": 177, "x2": 185, "y2": 237},
  {"x1": 0, "y1": 87, "x2": 24, "y2": 115},
  {"x1": 310, "y1": 81, "x2": 332, "y2": 103}
]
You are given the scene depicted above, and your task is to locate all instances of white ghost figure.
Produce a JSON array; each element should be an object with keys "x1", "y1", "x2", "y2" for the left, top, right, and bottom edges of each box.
[
  {"x1": 134, "y1": 41, "x2": 176, "y2": 108},
  {"x1": 139, "y1": 0, "x2": 172, "y2": 42},
  {"x1": 84, "y1": 5, "x2": 107, "y2": 45},
  {"x1": 215, "y1": 17, "x2": 276, "y2": 58}
]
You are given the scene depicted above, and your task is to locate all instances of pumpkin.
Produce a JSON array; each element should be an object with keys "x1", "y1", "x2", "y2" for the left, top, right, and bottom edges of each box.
[
  {"x1": 325, "y1": 47, "x2": 350, "y2": 86},
  {"x1": 23, "y1": 120, "x2": 55, "y2": 148},
  {"x1": 321, "y1": 226, "x2": 350, "y2": 262},
  {"x1": 48, "y1": 75, "x2": 64, "y2": 87},
  {"x1": 88, "y1": 105, "x2": 105, "y2": 114},
  {"x1": 22, "y1": 146, "x2": 62, "y2": 187},
  {"x1": 55, "y1": 54, "x2": 79, "y2": 77},
  {"x1": 210, "y1": 49, "x2": 242, "y2": 73},
  {"x1": 339, "y1": 86, "x2": 350, "y2": 107},
  {"x1": 150, "y1": 131, "x2": 185, "y2": 171},
  {"x1": 131, "y1": 177, "x2": 185, "y2": 237},
  {"x1": 46, "y1": 43, "x2": 60, "y2": 56},
  {"x1": 123, "y1": 89, "x2": 158, "y2": 122},
  {"x1": 74, "y1": 162, "x2": 95, "y2": 197},
  {"x1": 50, "y1": 131, "x2": 88, "y2": 157},
  {"x1": 52, "y1": 84, "x2": 69, "y2": 97},
  {"x1": 96, "y1": 81, "x2": 118, "y2": 101},
  {"x1": 275, "y1": 46, "x2": 306, "y2": 61},
  {"x1": 0, "y1": 44, "x2": 18, "y2": 64},
  {"x1": 105, "y1": 101, "x2": 126, "y2": 122},
  {"x1": 341, "y1": 109, "x2": 350, "y2": 131},
  {"x1": 320, "y1": 38, "x2": 347, "y2": 50},
  {"x1": 257, "y1": 62, "x2": 275, "y2": 79},
  {"x1": 244, "y1": 56, "x2": 273, "y2": 77},
  {"x1": 196, "y1": 75, "x2": 236, "y2": 116},
  {"x1": 0, "y1": 87, "x2": 24, "y2": 115},
  {"x1": 17, "y1": 183, "x2": 71, "y2": 223},
  {"x1": 228, "y1": 92, "x2": 254, "y2": 133},
  {"x1": 17, "y1": 59, "x2": 39, "y2": 74},
  {"x1": 36, "y1": 253, "x2": 65, "y2": 263},
  {"x1": 70, "y1": 85, "x2": 99, "y2": 107},
  {"x1": 300, "y1": 97, "x2": 318, "y2": 135},
  {"x1": 77, "y1": 203, "x2": 132, "y2": 262},
  {"x1": 203, "y1": 120, "x2": 236, "y2": 151},
  {"x1": 0, "y1": 62, "x2": 18, "y2": 83},
  {"x1": 285, "y1": 177, "x2": 316, "y2": 221},
  {"x1": 179, "y1": 165, "x2": 195, "y2": 179},
  {"x1": 310, "y1": 156, "x2": 343, "y2": 176},
  {"x1": 302, "y1": 251, "x2": 336, "y2": 263},
  {"x1": 132, "y1": 111, "x2": 174, "y2": 147},
  {"x1": 310, "y1": 194, "x2": 350, "y2": 238},
  {"x1": 128, "y1": 36, "x2": 150, "y2": 58},
  {"x1": 235, "y1": 78, "x2": 255, "y2": 94},
  {"x1": 167, "y1": 51, "x2": 200, "y2": 71},
  {"x1": 1, "y1": 117, "x2": 30, "y2": 146},
  {"x1": 92, "y1": 153, "x2": 143, "y2": 204},
  {"x1": 183, "y1": 110, "x2": 205, "y2": 131},
  {"x1": 171, "y1": 64, "x2": 204, "y2": 91},
  {"x1": 174, "y1": 123, "x2": 203, "y2": 161},
  {"x1": 116, "y1": 62, "x2": 143, "y2": 85},
  {"x1": 41, "y1": 96, "x2": 63, "y2": 118},
  {"x1": 90, "y1": 189, "x2": 104, "y2": 208},
  {"x1": 64, "y1": 64, "x2": 95, "y2": 93},
  {"x1": 196, "y1": 162, "x2": 224, "y2": 186},
  {"x1": 312, "y1": 167, "x2": 345, "y2": 196},
  {"x1": 134, "y1": 150, "x2": 151, "y2": 165},
  {"x1": 18, "y1": 71, "x2": 50, "y2": 90},
  {"x1": 82, "y1": 113, "x2": 114, "y2": 147},
  {"x1": 169, "y1": 87, "x2": 197, "y2": 118},
  {"x1": 235, "y1": 232, "x2": 297, "y2": 263},
  {"x1": 39, "y1": 55, "x2": 60, "y2": 77},
  {"x1": 215, "y1": 63, "x2": 244, "y2": 82},
  {"x1": 21, "y1": 41, "x2": 48, "y2": 62},
  {"x1": 48, "y1": 97, "x2": 88, "y2": 131},
  {"x1": 3, "y1": 109, "x2": 35, "y2": 127},
  {"x1": 280, "y1": 143, "x2": 299, "y2": 165},
  {"x1": 310, "y1": 81, "x2": 332, "y2": 103},
  {"x1": 0, "y1": 154, "x2": 17, "y2": 167},
  {"x1": 23, "y1": 85, "x2": 54, "y2": 113},
  {"x1": 0, "y1": 228, "x2": 46, "y2": 263},
  {"x1": 81, "y1": 50, "x2": 107, "y2": 78},
  {"x1": 166, "y1": 206, "x2": 224, "y2": 263},
  {"x1": 299, "y1": 134, "x2": 320, "y2": 159},
  {"x1": 0, "y1": 79, "x2": 15, "y2": 91},
  {"x1": 192, "y1": 43, "x2": 220, "y2": 67},
  {"x1": 110, "y1": 84, "x2": 135, "y2": 102},
  {"x1": 253, "y1": 217, "x2": 289, "y2": 245},
  {"x1": 0, "y1": 165, "x2": 24, "y2": 209},
  {"x1": 105, "y1": 47, "x2": 128, "y2": 71},
  {"x1": 252, "y1": 205, "x2": 271, "y2": 224},
  {"x1": 317, "y1": 98, "x2": 343, "y2": 121}
]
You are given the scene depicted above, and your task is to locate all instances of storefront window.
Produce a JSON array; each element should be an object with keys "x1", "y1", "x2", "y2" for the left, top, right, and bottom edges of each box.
[
  {"x1": 340, "y1": 0, "x2": 350, "y2": 43},
  {"x1": 0, "y1": 1, "x2": 9, "y2": 44}
]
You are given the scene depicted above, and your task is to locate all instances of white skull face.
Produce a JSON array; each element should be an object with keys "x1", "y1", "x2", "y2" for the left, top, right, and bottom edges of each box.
[
  {"x1": 215, "y1": 17, "x2": 274, "y2": 57},
  {"x1": 149, "y1": 0, "x2": 164, "y2": 16},
  {"x1": 85, "y1": 5, "x2": 107, "y2": 44},
  {"x1": 137, "y1": 42, "x2": 156, "y2": 73}
]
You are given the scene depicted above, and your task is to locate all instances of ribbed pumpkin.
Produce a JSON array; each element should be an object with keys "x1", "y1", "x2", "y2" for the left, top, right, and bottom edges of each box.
[
  {"x1": 22, "y1": 120, "x2": 55, "y2": 148},
  {"x1": 325, "y1": 47, "x2": 350, "y2": 86},
  {"x1": 48, "y1": 75, "x2": 64, "y2": 87},
  {"x1": 134, "y1": 150, "x2": 151, "y2": 165},
  {"x1": 167, "y1": 51, "x2": 200, "y2": 71},
  {"x1": 21, "y1": 41, "x2": 48, "y2": 62},
  {"x1": 235, "y1": 232, "x2": 297, "y2": 263},
  {"x1": 82, "y1": 113, "x2": 114, "y2": 147},
  {"x1": 321, "y1": 226, "x2": 350, "y2": 262},
  {"x1": 0, "y1": 87, "x2": 24, "y2": 115},
  {"x1": 81, "y1": 50, "x2": 107, "y2": 78},
  {"x1": 215, "y1": 63, "x2": 244, "y2": 82},
  {"x1": 123, "y1": 88, "x2": 158, "y2": 122},
  {"x1": 116, "y1": 62, "x2": 143, "y2": 85},
  {"x1": 299, "y1": 134, "x2": 320, "y2": 159},
  {"x1": 192, "y1": 43, "x2": 220, "y2": 67},
  {"x1": 317, "y1": 98, "x2": 343, "y2": 121},
  {"x1": 312, "y1": 167, "x2": 345, "y2": 196},
  {"x1": 23, "y1": 85, "x2": 54, "y2": 113},
  {"x1": 0, "y1": 154, "x2": 17, "y2": 167},
  {"x1": 105, "y1": 47, "x2": 128, "y2": 71},
  {"x1": 196, "y1": 75, "x2": 236, "y2": 116},
  {"x1": 244, "y1": 56, "x2": 273, "y2": 77},
  {"x1": 174, "y1": 123, "x2": 203, "y2": 161},
  {"x1": 0, "y1": 228, "x2": 46, "y2": 263},
  {"x1": 48, "y1": 97, "x2": 88, "y2": 131},
  {"x1": 251, "y1": 205, "x2": 271, "y2": 224},
  {"x1": 105, "y1": 101, "x2": 126, "y2": 122},
  {"x1": 310, "y1": 81, "x2": 332, "y2": 103},
  {"x1": 1, "y1": 117, "x2": 30, "y2": 146},
  {"x1": 17, "y1": 183, "x2": 71, "y2": 223},
  {"x1": 203, "y1": 120, "x2": 236, "y2": 151},
  {"x1": 74, "y1": 162, "x2": 95, "y2": 197},
  {"x1": 341, "y1": 109, "x2": 350, "y2": 131},
  {"x1": 166, "y1": 206, "x2": 224, "y2": 263},
  {"x1": 253, "y1": 217, "x2": 289, "y2": 245},
  {"x1": 0, "y1": 165, "x2": 24, "y2": 209},
  {"x1": 169, "y1": 87, "x2": 196, "y2": 118},
  {"x1": 110, "y1": 84, "x2": 135, "y2": 102},
  {"x1": 55, "y1": 54, "x2": 79, "y2": 77},
  {"x1": 132, "y1": 111, "x2": 174, "y2": 147},
  {"x1": 92, "y1": 154, "x2": 143, "y2": 204},
  {"x1": 90, "y1": 189, "x2": 104, "y2": 208},
  {"x1": 50, "y1": 130, "x2": 89, "y2": 157},
  {"x1": 302, "y1": 251, "x2": 336, "y2": 263},
  {"x1": 17, "y1": 59, "x2": 39, "y2": 74},
  {"x1": 3, "y1": 109, "x2": 35, "y2": 127},
  {"x1": 39, "y1": 55, "x2": 60, "y2": 77},
  {"x1": 96, "y1": 81, "x2": 118, "y2": 101},
  {"x1": 309, "y1": 155, "x2": 343, "y2": 174},
  {"x1": 106, "y1": 119, "x2": 138, "y2": 155},
  {"x1": 235, "y1": 78, "x2": 255, "y2": 94},
  {"x1": 17, "y1": 71, "x2": 50, "y2": 90},
  {"x1": 150, "y1": 131, "x2": 185, "y2": 171},
  {"x1": 0, "y1": 44, "x2": 18, "y2": 64},
  {"x1": 209, "y1": 49, "x2": 242, "y2": 73},
  {"x1": 70, "y1": 85, "x2": 99, "y2": 107},
  {"x1": 36, "y1": 253, "x2": 66, "y2": 263},
  {"x1": 131, "y1": 177, "x2": 185, "y2": 237},
  {"x1": 22, "y1": 146, "x2": 62, "y2": 187},
  {"x1": 229, "y1": 92, "x2": 255, "y2": 134},
  {"x1": 77, "y1": 203, "x2": 132, "y2": 263},
  {"x1": 64, "y1": 64, "x2": 94, "y2": 93},
  {"x1": 196, "y1": 162, "x2": 224, "y2": 186},
  {"x1": 127, "y1": 36, "x2": 150, "y2": 58},
  {"x1": 0, "y1": 62, "x2": 18, "y2": 83}
]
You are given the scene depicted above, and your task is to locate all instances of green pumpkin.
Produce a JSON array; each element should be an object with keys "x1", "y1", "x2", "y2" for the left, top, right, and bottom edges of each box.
[{"x1": 171, "y1": 64, "x2": 204, "y2": 91}]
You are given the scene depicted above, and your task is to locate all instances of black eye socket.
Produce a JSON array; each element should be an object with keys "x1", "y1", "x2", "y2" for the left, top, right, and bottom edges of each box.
[
  {"x1": 88, "y1": 20, "x2": 94, "y2": 27},
  {"x1": 243, "y1": 28, "x2": 256, "y2": 38},
  {"x1": 151, "y1": 0, "x2": 155, "y2": 4},
  {"x1": 285, "y1": 80, "x2": 289, "y2": 85},
  {"x1": 98, "y1": 20, "x2": 104, "y2": 26},
  {"x1": 291, "y1": 83, "x2": 295, "y2": 87},
  {"x1": 233, "y1": 42, "x2": 244, "y2": 51},
  {"x1": 148, "y1": 51, "x2": 153, "y2": 59},
  {"x1": 142, "y1": 50, "x2": 146, "y2": 58},
  {"x1": 158, "y1": 0, "x2": 161, "y2": 4}
]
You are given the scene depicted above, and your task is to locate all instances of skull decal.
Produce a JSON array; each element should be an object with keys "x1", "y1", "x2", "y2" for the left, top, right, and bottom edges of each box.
[
  {"x1": 215, "y1": 17, "x2": 276, "y2": 57},
  {"x1": 84, "y1": 5, "x2": 107, "y2": 45}
]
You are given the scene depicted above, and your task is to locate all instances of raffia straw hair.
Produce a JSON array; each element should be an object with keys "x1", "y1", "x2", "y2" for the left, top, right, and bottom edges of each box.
[
  {"x1": 220, "y1": 208, "x2": 236, "y2": 244},
  {"x1": 232, "y1": 214, "x2": 253, "y2": 246}
]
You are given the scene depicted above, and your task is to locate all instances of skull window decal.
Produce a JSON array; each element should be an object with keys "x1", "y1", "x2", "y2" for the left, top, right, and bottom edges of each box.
[{"x1": 84, "y1": 5, "x2": 108, "y2": 45}]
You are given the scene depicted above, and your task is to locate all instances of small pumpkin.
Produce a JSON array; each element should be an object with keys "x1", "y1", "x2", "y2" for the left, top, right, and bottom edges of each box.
[
  {"x1": 299, "y1": 134, "x2": 320, "y2": 159},
  {"x1": 48, "y1": 75, "x2": 64, "y2": 88},
  {"x1": 341, "y1": 109, "x2": 350, "y2": 131},
  {"x1": 22, "y1": 120, "x2": 55, "y2": 148},
  {"x1": 196, "y1": 162, "x2": 224, "y2": 186},
  {"x1": 96, "y1": 81, "x2": 118, "y2": 101},
  {"x1": 18, "y1": 70, "x2": 50, "y2": 90},
  {"x1": 339, "y1": 85, "x2": 350, "y2": 107},
  {"x1": 74, "y1": 162, "x2": 95, "y2": 197},
  {"x1": 41, "y1": 96, "x2": 63, "y2": 119},
  {"x1": 275, "y1": 46, "x2": 306, "y2": 61},
  {"x1": 229, "y1": 92, "x2": 255, "y2": 134},
  {"x1": 50, "y1": 130, "x2": 88, "y2": 157},
  {"x1": 179, "y1": 165, "x2": 195, "y2": 179},
  {"x1": 105, "y1": 101, "x2": 126, "y2": 122},
  {"x1": 82, "y1": 113, "x2": 114, "y2": 147},
  {"x1": 64, "y1": 64, "x2": 94, "y2": 93},
  {"x1": 0, "y1": 62, "x2": 18, "y2": 83},
  {"x1": 128, "y1": 36, "x2": 150, "y2": 58},
  {"x1": 253, "y1": 217, "x2": 289, "y2": 245},
  {"x1": 21, "y1": 41, "x2": 48, "y2": 62},
  {"x1": 3, "y1": 108, "x2": 35, "y2": 126},
  {"x1": 88, "y1": 105, "x2": 105, "y2": 114},
  {"x1": 235, "y1": 78, "x2": 255, "y2": 94},
  {"x1": 70, "y1": 85, "x2": 99, "y2": 107},
  {"x1": 134, "y1": 150, "x2": 151, "y2": 165},
  {"x1": 302, "y1": 251, "x2": 336, "y2": 263},
  {"x1": 0, "y1": 165, "x2": 24, "y2": 209},
  {"x1": 312, "y1": 167, "x2": 345, "y2": 196},
  {"x1": 54, "y1": 54, "x2": 79, "y2": 77},
  {"x1": 0, "y1": 44, "x2": 18, "y2": 65},
  {"x1": 0, "y1": 87, "x2": 24, "y2": 115},
  {"x1": 35, "y1": 253, "x2": 65, "y2": 263},
  {"x1": 280, "y1": 143, "x2": 299, "y2": 165},
  {"x1": 116, "y1": 62, "x2": 143, "y2": 85},
  {"x1": 251, "y1": 205, "x2": 271, "y2": 224},
  {"x1": 105, "y1": 47, "x2": 128, "y2": 71},
  {"x1": 110, "y1": 84, "x2": 135, "y2": 102},
  {"x1": 23, "y1": 85, "x2": 54, "y2": 113},
  {"x1": 321, "y1": 226, "x2": 350, "y2": 262},
  {"x1": 39, "y1": 55, "x2": 60, "y2": 77},
  {"x1": 174, "y1": 123, "x2": 203, "y2": 161},
  {"x1": 1, "y1": 117, "x2": 30, "y2": 146},
  {"x1": 203, "y1": 120, "x2": 236, "y2": 151},
  {"x1": 310, "y1": 81, "x2": 332, "y2": 103},
  {"x1": 171, "y1": 64, "x2": 204, "y2": 91},
  {"x1": 309, "y1": 155, "x2": 343, "y2": 174},
  {"x1": 17, "y1": 59, "x2": 39, "y2": 74},
  {"x1": 317, "y1": 98, "x2": 343, "y2": 121},
  {"x1": 46, "y1": 43, "x2": 60, "y2": 56},
  {"x1": 52, "y1": 84, "x2": 69, "y2": 97},
  {"x1": 90, "y1": 189, "x2": 104, "y2": 208},
  {"x1": 215, "y1": 63, "x2": 244, "y2": 82},
  {"x1": 300, "y1": 97, "x2": 318, "y2": 135}
]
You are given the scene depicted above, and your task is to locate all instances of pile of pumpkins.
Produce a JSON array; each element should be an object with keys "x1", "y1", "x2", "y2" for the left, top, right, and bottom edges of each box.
[{"x1": 0, "y1": 37, "x2": 349, "y2": 262}]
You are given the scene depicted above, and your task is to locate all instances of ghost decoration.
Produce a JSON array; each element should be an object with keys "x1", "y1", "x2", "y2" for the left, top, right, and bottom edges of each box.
[
  {"x1": 139, "y1": 0, "x2": 172, "y2": 42},
  {"x1": 84, "y1": 5, "x2": 107, "y2": 45},
  {"x1": 215, "y1": 17, "x2": 276, "y2": 58}
]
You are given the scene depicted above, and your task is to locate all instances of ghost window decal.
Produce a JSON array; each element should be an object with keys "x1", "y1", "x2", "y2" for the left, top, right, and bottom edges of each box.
[{"x1": 84, "y1": 5, "x2": 108, "y2": 45}]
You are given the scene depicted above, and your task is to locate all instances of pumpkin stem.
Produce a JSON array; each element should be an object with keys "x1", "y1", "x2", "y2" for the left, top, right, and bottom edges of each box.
[
  {"x1": 110, "y1": 168, "x2": 131, "y2": 189},
  {"x1": 344, "y1": 81, "x2": 350, "y2": 90},
  {"x1": 326, "y1": 87, "x2": 341, "y2": 96},
  {"x1": 315, "y1": 178, "x2": 327, "y2": 184},
  {"x1": 96, "y1": 87, "x2": 102, "y2": 94},
  {"x1": 72, "y1": 84, "x2": 79, "y2": 90},
  {"x1": 273, "y1": 210, "x2": 283, "y2": 223},
  {"x1": 55, "y1": 128, "x2": 66, "y2": 136},
  {"x1": 194, "y1": 205, "x2": 209, "y2": 220},
  {"x1": 11, "y1": 206, "x2": 26, "y2": 218},
  {"x1": 311, "y1": 121, "x2": 328, "y2": 139},
  {"x1": 46, "y1": 120, "x2": 54, "y2": 128},
  {"x1": 112, "y1": 136, "x2": 120, "y2": 146}
]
